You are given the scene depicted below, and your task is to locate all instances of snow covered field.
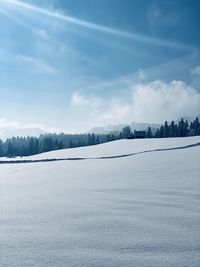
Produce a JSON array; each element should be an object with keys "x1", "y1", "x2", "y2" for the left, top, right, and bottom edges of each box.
[
  {"x1": 1, "y1": 136, "x2": 200, "y2": 162},
  {"x1": 0, "y1": 137, "x2": 200, "y2": 266}
]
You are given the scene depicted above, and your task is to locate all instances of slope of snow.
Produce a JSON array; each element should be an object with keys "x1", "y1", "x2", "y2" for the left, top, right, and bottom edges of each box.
[
  {"x1": 1, "y1": 136, "x2": 199, "y2": 161},
  {"x1": 0, "y1": 137, "x2": 200, "y2": 266},
  {"x1": 24, "y1": 136, "x2": 200, "y2": 159}
]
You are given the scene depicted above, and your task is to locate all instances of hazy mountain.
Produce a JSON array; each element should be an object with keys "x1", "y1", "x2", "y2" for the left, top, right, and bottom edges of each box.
[
  {"x1": 88, "y1": 122, "x2": 161, "y2": 135},
  {"x1": 1, "y1": 114, "x2": 199, "y2": 140},
  {"x1": 175, "y1": 114, "x2": 200, "y2": 124},
  {"x1": 88, "y1": 114, "x2": 200, "y2": 135},
  {"x1": 0, "y1": 127, "x2": 46, "y2": 140}
]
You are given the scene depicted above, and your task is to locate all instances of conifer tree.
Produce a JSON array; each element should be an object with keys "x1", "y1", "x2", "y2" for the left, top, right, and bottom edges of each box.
[
  {"x1": 122, "y1": 126, "x2": 131, "y2": 138},
  {"x1": 0, "y1": 139, "x2": 3, "y2": 156},
  {"x1": 164, "y1": 121, "x2": 170, "y2": 137},
  {"x1": 146, "y1": 127, "x2": 152, "y2": 138}
]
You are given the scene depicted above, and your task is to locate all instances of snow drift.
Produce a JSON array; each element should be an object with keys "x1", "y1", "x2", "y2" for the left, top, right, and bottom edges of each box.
[{"x1": 0, "y1": 136, "x2": 200, "y2": 266}]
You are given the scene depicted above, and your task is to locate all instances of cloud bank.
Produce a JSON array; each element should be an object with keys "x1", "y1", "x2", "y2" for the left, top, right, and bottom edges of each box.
[
  {"x1": 1, "y1": 80, "x2": 199, "y2": 138},
  {"x1": 71, "y1": 80, "x2": 200, "y2": 126},
  {"x1": 0, "y1": 118, "x2": 64, "y2": 139}
]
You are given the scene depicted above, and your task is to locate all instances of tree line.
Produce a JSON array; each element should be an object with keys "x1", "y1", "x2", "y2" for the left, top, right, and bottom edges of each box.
[
  {"x1": 117, "y1": 117, "x2": 200, "y2": 139},
  {"x1": 0, "y1": 133, "x2": 118, "y2": 157},
  {"x1": 0, "y1": 117, "x2": 199, "y2": 157},
  {"x1": 152, "y1": 117, "x2": 200, "y2": 138}
]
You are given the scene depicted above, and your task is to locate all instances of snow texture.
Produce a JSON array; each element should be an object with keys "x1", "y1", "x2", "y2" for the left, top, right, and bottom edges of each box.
[{"x1": 0, "y1": 137, "x2": 200, "y2": 266}]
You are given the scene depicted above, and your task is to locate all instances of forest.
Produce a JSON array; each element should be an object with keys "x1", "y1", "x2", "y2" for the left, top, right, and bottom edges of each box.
[{"x1": 0, "y1": 117, "x2": 199, "y2": 157}]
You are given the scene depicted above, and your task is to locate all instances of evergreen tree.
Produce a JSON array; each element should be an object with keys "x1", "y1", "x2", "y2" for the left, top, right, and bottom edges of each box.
[
  {"x1": 42, "y1": 136, "x2": 55, "y2": 152},
  {"x1": 69, "y1": 140, "x2": 74, "y2": 148},
  {"x1": 7, "y1": 141, "x2": 15, "y2": 157},
  {"x1": 88, "y1": 134, "x2": 92, "y2": 145},
  {"x1": 189, "y1": 121, "x2": 195, "y2": 136},
  {"x1": 91, "y1": 133, "x2": 96, "y2": 145},
  {"x1": 169, "y1": 121, "x2": 176, "y2": 137},
  {"x1": 106, "y1": 134, "x2": 111, "y2": 142},
  {"x1": 146, "y1": 127, "x2": 152, "y2": 138},
  {"x1": 194, "y1": 117, "x2": 199, "y2": 135},
  {"x1": 183, "y1": 120, "x2": 189, "y2": 136},
  {"x1": 58, "y1": 141, "x2": 63, "y2": 149},
  {"x1": 155, "y1": 129, "x2": 160, "y2": 138},
  {"x1": 28, "y1": 137, "x2": 35, "y2": 155},
  {"x1": 0, "y1": 139, "x2": 3, "y2": 156},
  {"x1": 111, "y1": 134, "x2": 115, "y2": 141},
  {"x1": 197, "y1": 125, "x2": 200, "y2": 136},
  {"x1": 159, "y1": 125, "x2": 164, "y2": 138},
  {"x1": 163, "y1": 121, "x2": 170, "y2": 137},
  {"x1": 34, "y1": 139, "x2": 40, "y2": 154},
  {"x1": 122, "y1": 126, "x2": 131, "y2": 138},
  {"x1": 178, "y1": 118, "x2": 184, "y2": 137},
  {"x1": 96, "y1": 135, "x2": 100, "y2": 144}
]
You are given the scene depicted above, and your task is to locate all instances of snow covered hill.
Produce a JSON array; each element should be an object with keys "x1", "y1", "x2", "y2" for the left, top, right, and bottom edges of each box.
[
  {"x1": 1, "y1": 136, "x2": 200, "y2": 266},
  {"x1": 1, "y1": 136, "x2": 199, "y2": 162}
]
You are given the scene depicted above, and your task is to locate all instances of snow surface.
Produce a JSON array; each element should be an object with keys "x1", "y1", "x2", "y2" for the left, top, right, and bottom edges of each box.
[
  {"x1": 0, "y1": 137, "x2": 200, "y2": 266},
  {"x1": 1, "y1": 136, "x2": 200, "y2": 161}
]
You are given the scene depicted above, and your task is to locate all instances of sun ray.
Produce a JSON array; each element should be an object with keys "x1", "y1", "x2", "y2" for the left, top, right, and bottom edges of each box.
[{"x1": 1, "y1": 0, "x2": 195, "y2": 51}]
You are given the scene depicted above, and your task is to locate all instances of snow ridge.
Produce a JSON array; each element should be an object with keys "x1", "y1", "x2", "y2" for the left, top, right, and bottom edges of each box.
[{"x1": 0, "y1": 141, "x2": 199, "y2": 164}]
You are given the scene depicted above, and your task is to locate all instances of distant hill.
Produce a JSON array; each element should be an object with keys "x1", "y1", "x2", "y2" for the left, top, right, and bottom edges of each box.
[
  {"x1": 88, "y1": 121, "x2": 161, "y2": 135},
  {"x1": 0, "y1": 127, "x2": 46, "y2": 140},
  {"x1": 88, "y1": 114, "x2": 200, "y2": 135},
  {"x1": 175, "y1": 114, "x2": 200, "y2": 124},
  {"x1": 1, "y1": 114, "x2": 199, "y2": 140}
]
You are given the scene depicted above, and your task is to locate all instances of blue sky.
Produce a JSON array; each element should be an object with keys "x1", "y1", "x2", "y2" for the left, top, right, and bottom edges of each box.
[{"x1": 0, "y1": 0, "x2": 200, "y2": 134}]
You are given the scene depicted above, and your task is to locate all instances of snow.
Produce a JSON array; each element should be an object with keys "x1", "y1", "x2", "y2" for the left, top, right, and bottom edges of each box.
[
  {"x1": 1, "y1": 136, "x2": 200, "y2": 161},
  {"x1": 0, "y1": 137, "x2": 200, "y2": 266}
]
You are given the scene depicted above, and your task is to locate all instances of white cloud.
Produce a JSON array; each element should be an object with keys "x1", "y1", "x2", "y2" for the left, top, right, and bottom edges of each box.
[
  {"x1": 71, "y1": 92, "x2": 103, "y2": 112},
  {"x1": 71, "y1": 80, "x2": 200, "y2": 126},
  {"x1": 0, "y1": 118, "x2": 64, "y2": 139},
  {"x1": 0, "y1": 118, "x2": 43, "y2": 131},
  {"x1": 1, "y1": 80, "x2": 199, "y2": 137},
  {"x1": 0, "y1": 118, "x2": 20, "y2": 128},
  {"x1": 130, "y1": 80, "x2": 200, "y2": 122}
]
